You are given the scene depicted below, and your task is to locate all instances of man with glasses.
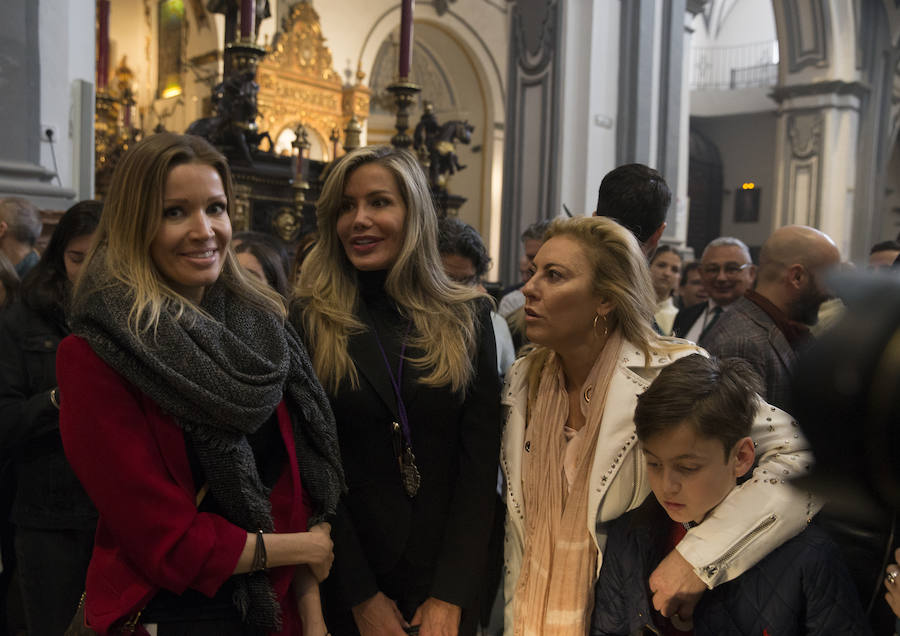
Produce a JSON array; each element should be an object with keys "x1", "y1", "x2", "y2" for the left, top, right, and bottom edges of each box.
[
  {"x1": 672, "y1": 236, "x2": 756, "y2": 344},
  {"x1": 701, "y1": 226, "x2": 840, "y2": 411}
]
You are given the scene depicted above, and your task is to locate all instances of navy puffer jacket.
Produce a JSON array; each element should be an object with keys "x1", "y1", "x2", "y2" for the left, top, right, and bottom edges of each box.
[{"x1": 591, "y1": 496, "x2": 871, "y2": 636}]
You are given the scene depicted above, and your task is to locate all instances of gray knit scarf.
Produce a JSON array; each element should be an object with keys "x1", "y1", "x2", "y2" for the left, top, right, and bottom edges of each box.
[{"x1": 69, "y1": 256, "x2": 345, "y2": 633}]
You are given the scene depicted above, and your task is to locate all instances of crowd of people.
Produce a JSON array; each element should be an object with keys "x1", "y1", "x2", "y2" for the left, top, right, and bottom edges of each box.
[{"x1": 0, "y1": 134, "x2": 897, "y2": 636}]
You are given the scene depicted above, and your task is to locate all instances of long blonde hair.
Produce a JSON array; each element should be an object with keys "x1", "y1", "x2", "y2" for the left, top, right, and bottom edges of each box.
[
  {"x1": 295, "y1": 145, "x2": 483, "y2": 394},
  {"x1": 76, "y1": 133, "x2": 284, "y2": 340},
  {"x1": 525, "y1": 216, "x2": 693, "y2": 395}
]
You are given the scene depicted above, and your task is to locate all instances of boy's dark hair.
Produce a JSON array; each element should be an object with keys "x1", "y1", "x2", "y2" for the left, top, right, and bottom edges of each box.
[
  {"x1": 679, "y1": 260, "x2": 701, "y2": 287},
  {"x1": 634, "y1": 354, "x2": 762, "y2": 459},
  {"x1": 870, "y1": 240, "x2": 900, "y2": 254},
  {"x1": 594, "y1": 164, "x2": 670, "y2": 245},
  {"x1": 438, "y1": 217, "x2": 491, "y2": 278}
]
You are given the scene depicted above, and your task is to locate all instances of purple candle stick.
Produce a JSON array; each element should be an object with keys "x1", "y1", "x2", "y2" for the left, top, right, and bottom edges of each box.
[
  {"x1": 97, "y1": 0, "x2": 110, "y2": 90},
  {"x1": 240, "y1": 0, "x2": 255, "y2": 40},
  {"x1": 398, "y1": 0, "x2": 414, "y2": 80}
]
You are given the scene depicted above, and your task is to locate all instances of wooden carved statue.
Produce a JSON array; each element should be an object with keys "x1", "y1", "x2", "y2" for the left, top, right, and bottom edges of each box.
[{"x1": 413, "y1": 102, "x2": 474, "y2": 190}]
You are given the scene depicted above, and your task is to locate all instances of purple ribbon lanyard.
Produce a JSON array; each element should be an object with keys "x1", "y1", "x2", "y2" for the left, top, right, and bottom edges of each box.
[{"x1": 372, "y1": 320, "x2": 414, "y2": 448}]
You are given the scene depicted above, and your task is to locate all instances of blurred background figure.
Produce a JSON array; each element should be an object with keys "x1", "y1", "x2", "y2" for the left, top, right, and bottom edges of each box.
[
  {"x1": 290, "y1": 231, "x2": 319, "y2": 287},
  {"x1": 868, "y1": 240, "x2": 900, "y2": 271},
  {"x1": 0, "y1": 252, "x2": 18, "y2": 313},
  {"x1": 677, "y1": 261, "x2": 707, "y2": 310},
  {"x1": 648, "y1": 245, "x2": 682, "y2": 336},
  {"x1": 233, "y1": 231, "x2": 291, "y2": 298},
  {"x1": 792, "y1": 271, "x2": 900, "y2": 635},
  {"x1": 497, "y1": 220, "x2": 550, "y2": 319},
  {"x1": 438, "y1": 216, "x2": 515, "y2": 381},
  {"x1": 0, "y1": 198, "x2": 43, "y2": 279},
  {"x1": 0, "y1": 200, "x2": 101, "y2": 635}
]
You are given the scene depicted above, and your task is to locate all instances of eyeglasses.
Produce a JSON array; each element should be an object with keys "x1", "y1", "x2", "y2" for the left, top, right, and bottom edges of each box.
[
  {"x1": 701, "y1": 262, "x2": 751, "y2": 277},
  {"x1": 449, "y1": 274, "x2": 479, "y2": 287}
]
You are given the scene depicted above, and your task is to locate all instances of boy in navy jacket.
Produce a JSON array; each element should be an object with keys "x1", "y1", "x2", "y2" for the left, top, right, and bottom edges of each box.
[{"x1": 591, "y1": 354, "x2": 869, "y2": 636}]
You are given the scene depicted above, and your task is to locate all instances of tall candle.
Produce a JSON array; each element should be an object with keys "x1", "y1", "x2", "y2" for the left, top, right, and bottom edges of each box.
[
  {"x1": 398, "y1": 0, "x2": 414, "y2": 80},
  {"x1": 97, "y1": 0, "x2": 110, "y2": 90},
  {"x1": 240, "y1": 0, "x2": 255, "y2": 40}
]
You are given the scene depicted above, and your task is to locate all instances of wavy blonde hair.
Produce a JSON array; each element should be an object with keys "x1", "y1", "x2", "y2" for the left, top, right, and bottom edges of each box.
[
  {"x1": 295, "y1": 145, "x2": 483, "y2": 394},
  {"x1": 75, "y1": 133, "x2": 284, "y2": 340},
  {"x1": 525, "y1": 216, "x2": 695, "y2": 395}
]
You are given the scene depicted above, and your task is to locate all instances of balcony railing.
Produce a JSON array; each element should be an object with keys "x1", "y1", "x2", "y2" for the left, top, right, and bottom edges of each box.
[{"x1": 690, "y1": 40, "x2": 779, "y2": 90}]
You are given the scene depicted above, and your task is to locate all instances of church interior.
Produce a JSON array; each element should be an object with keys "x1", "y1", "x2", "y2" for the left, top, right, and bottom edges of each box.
[{"x1": 4, "y1": 0, "x2": 900, "y2": 281}]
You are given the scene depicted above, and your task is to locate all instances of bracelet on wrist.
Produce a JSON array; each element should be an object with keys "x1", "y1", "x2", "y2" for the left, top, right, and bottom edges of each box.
[
  {"x1": 49, "y1": 387, "x2": 60, "y2": 409},
  {"x1": 251, "y1": 529, "x2": 267, "y2": 572}
]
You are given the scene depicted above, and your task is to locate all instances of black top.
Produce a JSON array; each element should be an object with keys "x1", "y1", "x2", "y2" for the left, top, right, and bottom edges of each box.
[
  {"x1": 0, "y1": 300, "x2": 97, "y2": 529},
  {"x1": 141, "y1": 411, "x2": 285, "y2": 623},
  {"x1": 311, "y1": 270, "x2": 502, "y2": 633}
]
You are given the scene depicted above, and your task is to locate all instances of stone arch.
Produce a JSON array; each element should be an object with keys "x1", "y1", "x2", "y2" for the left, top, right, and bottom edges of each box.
[
  {"x1": 355, "y1": 4, "x2": 504, "y2": 126},
  {"x1": 356, "y1": 6, "x2": 506, "y2": 274}
]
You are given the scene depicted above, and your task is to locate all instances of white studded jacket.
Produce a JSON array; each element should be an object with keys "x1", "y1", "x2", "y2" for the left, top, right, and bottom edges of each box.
[{"x1": 500, "y1": 338, "x2": 818, "y2": 633}]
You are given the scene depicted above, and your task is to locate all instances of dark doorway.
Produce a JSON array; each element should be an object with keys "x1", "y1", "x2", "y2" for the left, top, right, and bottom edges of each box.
[{"x1": 687, "y1": 125, "x2": 724, "y2": 257}]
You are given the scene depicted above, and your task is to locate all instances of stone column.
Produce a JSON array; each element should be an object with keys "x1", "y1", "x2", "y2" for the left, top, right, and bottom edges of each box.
[
  {"x1": 769, "y1": 0, "x2": 897, "y2": 260},
  {"x1": 0, "y1": 0, "x2": 93, "y2": 209},
  {"x1": 771, "y1": 83, "x2": 864, "y2": 257},
  {"x1": 500, "y1": 0, "x2": 563, "y2": 282},
  {"x1": 0, "y1": 0, "x2": 60, "y2": 203}
]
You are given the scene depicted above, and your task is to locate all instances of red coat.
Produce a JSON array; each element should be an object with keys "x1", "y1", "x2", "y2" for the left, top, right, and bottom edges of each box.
[{"x1": 57, "y1": 335, "x2": 309, "y2": 635}]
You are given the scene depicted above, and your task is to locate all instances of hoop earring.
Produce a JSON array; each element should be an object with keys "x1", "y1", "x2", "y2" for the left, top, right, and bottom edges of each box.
[{"x1": 593, "y1": 313, "x2": 609, "y2": 338}]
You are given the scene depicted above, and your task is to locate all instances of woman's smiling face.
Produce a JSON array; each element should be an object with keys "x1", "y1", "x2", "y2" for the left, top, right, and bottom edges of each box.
[
  {"x1": 336, "y1": 163, "x2": 407, "y2": 272},
  {"x1": 150, "y1": 162, "x2": 231, "y2": 304}
]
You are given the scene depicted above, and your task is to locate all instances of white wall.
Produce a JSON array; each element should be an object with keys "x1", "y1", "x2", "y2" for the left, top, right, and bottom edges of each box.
[
  {"x1": 689, "y1": 0, "x2": 777, "y2": 48},
  {"x1": 38, "y1": 0, "x2": 95, "y2": 204},
  {"x1": 557, "y1": 1, "x2": 619, "y2": 218}
]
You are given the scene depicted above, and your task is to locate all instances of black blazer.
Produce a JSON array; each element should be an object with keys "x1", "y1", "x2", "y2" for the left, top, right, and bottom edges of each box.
[
  {"x1": 302, "y1": 295, "x2": 501, "y2": 628},
  {"x1": 0, "y1": 301, "x2": 97, "y2": 529},
  {"x1": 671, "y1": 302, "x2": 706, "y2": 340}
]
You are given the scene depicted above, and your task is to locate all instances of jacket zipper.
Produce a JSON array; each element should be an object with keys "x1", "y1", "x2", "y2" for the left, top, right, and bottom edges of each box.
[{"x1": 700, "y1": 514, "x2": 777, "y2": 578}]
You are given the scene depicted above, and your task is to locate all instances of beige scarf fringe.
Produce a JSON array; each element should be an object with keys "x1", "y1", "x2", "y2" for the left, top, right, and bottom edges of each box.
[{"x1": 513, "y1": 330, "x2": 624, "y2": 636}]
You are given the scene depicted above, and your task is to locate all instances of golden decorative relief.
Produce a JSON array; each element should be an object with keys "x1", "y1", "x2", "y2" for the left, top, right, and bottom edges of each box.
[
  {"x1": 257, "y1": 1, "x2": 370, "y2": 159},
  {"x1": 273, "y1": 206, "x2": 302, "y2": 242},
  {"x1": 232, "y1": 183, "x2": 253, "y2": 231},
  {"x1": 263, "y1": 2, "x2": 339, "y2": 84}
]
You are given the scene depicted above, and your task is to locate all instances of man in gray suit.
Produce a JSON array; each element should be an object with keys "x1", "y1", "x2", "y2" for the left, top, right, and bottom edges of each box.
[{"x1": 702, "y1": 225, "x2": 840, "y2": 411}]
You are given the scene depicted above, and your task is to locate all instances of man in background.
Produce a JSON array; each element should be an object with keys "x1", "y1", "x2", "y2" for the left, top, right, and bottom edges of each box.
[
  {"x1": 672, "y1": 237, "x2": 756, "y2": 346},
  {"x1": 868, "y1": 240, "x2": 900, "y2": 271},
  {"x1": 497, "y1": 219, "x2": 550, "y2": 319},
  {"x1": 0, "y1": 198, "x2": 42, "y2": 278},
  {"x1": 677, "y1": 261, "x2": 707, "y2": 310},
  {"x1": 594, "y1": 163, "x2": 670, "y2": 256},
  {"x1": 702, "y1": 225, "x2": 840, "y2": 411}
]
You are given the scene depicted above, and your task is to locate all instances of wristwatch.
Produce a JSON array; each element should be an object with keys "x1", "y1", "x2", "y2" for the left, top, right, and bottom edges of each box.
[{"x1": 49, "y1": 387, "x2": 60, "y2": 409}]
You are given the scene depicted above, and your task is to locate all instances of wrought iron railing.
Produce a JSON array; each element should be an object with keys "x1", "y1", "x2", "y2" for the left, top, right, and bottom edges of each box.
[{"x1": 690, "y1": 40, "x2": 779, "y2": 90}]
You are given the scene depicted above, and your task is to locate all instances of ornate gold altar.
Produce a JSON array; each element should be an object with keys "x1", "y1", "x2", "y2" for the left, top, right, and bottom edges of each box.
[{"x1": 257, "y1": 2, "x2": 370, "y2": 160}]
